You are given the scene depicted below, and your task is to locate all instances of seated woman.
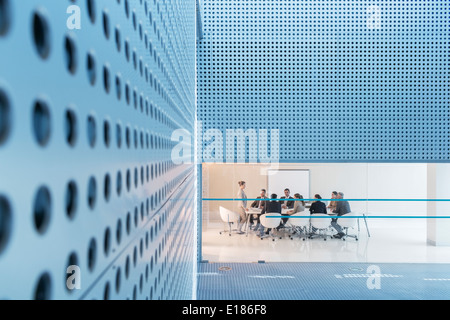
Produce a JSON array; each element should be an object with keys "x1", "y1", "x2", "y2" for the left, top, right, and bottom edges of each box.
[
  {"x1": 309, "y1": 194, "x2": 327, "y2": 214},
  {"x1": 258, "y1": 193, "x2": 281, "y2": 238},
  {"x1": 309, "y1": 194, "x2": 327, "y2": 233},
  {"x1": 285, "y1": 193, "x2": 305, "y2": 217},
  {"x1": 278, "y1": 193, "x2": 306, "y2": 228}
]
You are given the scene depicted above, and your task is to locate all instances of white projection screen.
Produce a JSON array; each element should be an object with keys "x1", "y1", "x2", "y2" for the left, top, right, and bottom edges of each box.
[{"x1": 267, "y1": 170, "x2": 310, "y2": 200}]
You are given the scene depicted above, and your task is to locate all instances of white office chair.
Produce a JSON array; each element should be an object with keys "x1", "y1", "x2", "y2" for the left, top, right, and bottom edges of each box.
[
  {"x1": 259, "y1": 213, "x2": 281, "y2": 241},
  {"x1": 338, "y1": 212, "x2": 359, "y2": 241},
  {"x1": 287, "y1": 212, "x2": 310, "y2": 241},
  {"x1": 309, "y1": 214, "x2": 332, "y2": 241},
  {"x1": 219, "y1": 206, "x2": 240, "y2": 236}
]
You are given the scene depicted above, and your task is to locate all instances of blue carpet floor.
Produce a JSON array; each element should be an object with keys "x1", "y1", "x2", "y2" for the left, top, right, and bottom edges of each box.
[{"x1": 197, "y1": 262, "x2": 450, "y2": 300}]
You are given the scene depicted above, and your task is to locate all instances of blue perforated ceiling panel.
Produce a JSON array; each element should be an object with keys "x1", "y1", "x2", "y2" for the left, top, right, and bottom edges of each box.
[{"x1": 197, "y1": 0, "x2": 449, "y2": 162}]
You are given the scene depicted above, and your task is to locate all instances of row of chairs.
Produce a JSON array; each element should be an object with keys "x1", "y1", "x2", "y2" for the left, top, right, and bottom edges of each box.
[{"x1": 219, "y1": 206, "x2": 359, "y2": 241}]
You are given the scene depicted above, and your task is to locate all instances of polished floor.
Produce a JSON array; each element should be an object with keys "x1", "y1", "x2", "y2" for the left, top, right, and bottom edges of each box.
[
  {"x1": 201, "y1": 218, "x2": 450, "y2": 263},
  {"x1": 198, "y1": 219, "x2": 450, "y2": 300}
]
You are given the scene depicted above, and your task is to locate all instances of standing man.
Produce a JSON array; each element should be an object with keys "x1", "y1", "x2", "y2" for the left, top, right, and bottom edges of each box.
[{"x1": 331, "y1": 192, "x2": 351, "y2": 239}]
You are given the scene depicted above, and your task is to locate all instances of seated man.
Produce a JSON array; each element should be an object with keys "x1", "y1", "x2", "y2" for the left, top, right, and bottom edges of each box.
[
  {"x1": 258, "y1": 193, "x2": 282, "y2": 238},
  {"x1": 280, "y1": 188, "x2": 294, "y2": 209},
  {"x1": 249, "y1": 189, "x2": 268, "y2": 229},
  {"x1": 331, "y1": 192, "x2": 351, "y2": 239},
  {"x1": 278, "y1": 188, "x2": 294, "y2": 229}
]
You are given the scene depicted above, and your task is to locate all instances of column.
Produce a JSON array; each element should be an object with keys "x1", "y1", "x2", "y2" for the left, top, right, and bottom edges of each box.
[{"x1": 427, "y1": 164, "x2": 450, "y2": 246}]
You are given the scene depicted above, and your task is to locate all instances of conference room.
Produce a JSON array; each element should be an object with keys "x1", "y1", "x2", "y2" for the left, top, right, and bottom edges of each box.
[{"x1": 201, "y1": 162, "x2": 450, "y2": 264}]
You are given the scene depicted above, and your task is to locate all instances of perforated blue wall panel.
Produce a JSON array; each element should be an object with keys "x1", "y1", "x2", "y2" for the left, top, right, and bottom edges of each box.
[
  {"x1": 0, "y1": 0, "x2": 196, "y2": 299},
  {"x1": 197, "y1": 0, "x2": 449, "y2": 162}
]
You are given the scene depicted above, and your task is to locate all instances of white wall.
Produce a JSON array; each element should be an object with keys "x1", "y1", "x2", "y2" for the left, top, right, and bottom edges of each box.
[
  {"x1": 427, "y1": 164, "x2": 450, "y2": 246},
  {"x1": 367, "y1": 163, "x2": 427, "y2": 216},
  {"x1": 202, "y1": 163, "x2": 427, "y2": 224}
]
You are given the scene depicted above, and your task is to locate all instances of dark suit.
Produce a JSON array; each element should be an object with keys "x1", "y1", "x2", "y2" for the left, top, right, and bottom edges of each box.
[
  {"x1": 333, "y1": 200, "x2": 351, "y2": 216},
  {"x1": 261, "y1": 201, "x2": 282, "y2": 215},
  {"x1": 279, "y1": 196, "x2": 294, "y2": 209},
  {"x1": 309, "y1": 200, "x2": 328, "y2": 233},
  {"x1": 251, "y1": 196, "x2": 268, "y2": 209},
  {"x1": 259, "y1": 200, "x2": 282, "y2": 235},
  {"x1": 332, "y1": 200, "x2": 351, "y2": 234},
  {"x1": 309, "y1": 201, "x2": 327, "y2": 214},
  {"x1": 249, "y1": 196, "x2": 268, "y2": 225}
]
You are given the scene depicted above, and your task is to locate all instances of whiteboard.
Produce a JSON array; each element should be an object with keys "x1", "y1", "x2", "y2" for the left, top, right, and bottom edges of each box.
[{"x1": 267, "y1": 170, "x2": 310, "y2": 200}]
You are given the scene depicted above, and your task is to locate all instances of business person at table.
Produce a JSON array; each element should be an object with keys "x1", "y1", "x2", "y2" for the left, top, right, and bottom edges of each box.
[
  {"x1": 249, "y1": 188, "x2": 268, "y2": 229},
  {"x1": 281, "y1": 193, "x2": 306, "y2": 227},
  {"x1": 280, "y1": 188, "x2": 294, "y2": 209},
  {"x1": 327, "y1": 191, "x2": 338, "y2": 213},
  {"x1": 258, "y1": 193, "x2": 282, "y2": 238},
  {"x1": 250, "y1": 189, "x2": 267, "y2": 209},
  {"x1": 309, "y1": 194, "x2": 327, "y2": 234},
  {"x1": 236, "y1": 181, "x2": 249, "y2": 234},
  {"x1": 287, "y1": 194, "x2": 305, "y2": 214},
  {"x1": 309, "y1": 194, "x2": 327, "y2": 214},
  {"x1": 331, "y1": 192, "x2": 351, "y2": 239}
]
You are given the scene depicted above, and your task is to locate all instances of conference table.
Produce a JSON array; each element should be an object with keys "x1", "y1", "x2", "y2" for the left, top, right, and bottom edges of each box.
[{"x1": 245, "y1": 207, "x2": 370, "y2": 237}]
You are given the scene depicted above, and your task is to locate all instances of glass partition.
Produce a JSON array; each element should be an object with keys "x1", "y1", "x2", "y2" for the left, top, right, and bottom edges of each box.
[{"x1": 200, "y1": 163, "x2": 440, "y2": 263}]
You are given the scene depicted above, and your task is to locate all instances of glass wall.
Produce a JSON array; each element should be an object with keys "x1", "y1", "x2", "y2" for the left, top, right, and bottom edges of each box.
[{"x1": 200, "y1": 163, "x2": 436, "y2": 263}]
